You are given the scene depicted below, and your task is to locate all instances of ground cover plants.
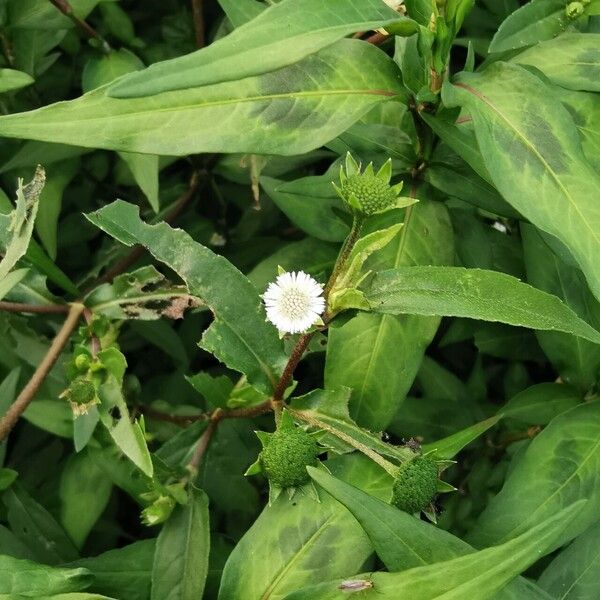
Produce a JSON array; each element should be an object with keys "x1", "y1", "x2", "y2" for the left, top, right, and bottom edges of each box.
[{"x1": 0, "y1": 0, "x2": 598, "y2": 598}]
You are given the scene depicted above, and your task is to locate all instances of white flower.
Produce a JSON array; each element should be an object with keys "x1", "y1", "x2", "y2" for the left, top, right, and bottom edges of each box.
[{"x1": 263, "y1": 271, "x2": 325, "y2": 334}]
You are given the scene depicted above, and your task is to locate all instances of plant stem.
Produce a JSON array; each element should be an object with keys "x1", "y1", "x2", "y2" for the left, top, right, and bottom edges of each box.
[
  {"x1": 191, "y1": 0, "x2": 205, "y2": 48},
  {"x1": 48, "y1": 0, "x2": 111, "y2": 53},
  {"x1": 0, "y1": 301, "x2": 70, "y2": 314},
  {"x1": 0, "y1": 303, "x2": 85, "y2": 441}
]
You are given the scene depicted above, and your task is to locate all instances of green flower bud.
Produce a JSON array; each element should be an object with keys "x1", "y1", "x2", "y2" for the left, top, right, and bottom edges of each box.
[
  {"x1": 69, "y1": 377, "x2": 96, "y2": 405},
  {"x1": 260, "y1": 425, "x2": 319, "y2": 488},
  {"x1": 141, "y1": 495, "x2": 175, "y2": 526},
  {"x1": 565, "y1": 2, "x2": 585, "y2": 18},
  {"x1": 74, "y1": 353, "x2": 91, "y2": 372},
  {"x1": 391, "y1": 456, "x2": 438, "y2": 514},
  {"x1": 333, "y1": 153, "x2": 404, "y2": 216}
]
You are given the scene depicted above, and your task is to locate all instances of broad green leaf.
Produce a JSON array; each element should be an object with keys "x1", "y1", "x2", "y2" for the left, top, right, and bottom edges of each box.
[
  {"x1": 86, "y1": 200, "x2": 286, "y2": 394},
  {"x1": 151, "y1": 487, "x2": 210, "y2": 600},
  {"x1": 118, "y1": 152, "x2": 160, "y2": 212},
  {"x1": 501, "y1": 383, "x2": 582, "y2": 425},
  {"x1": 538, "y1": 521, "x2": 600, "y2": 600},
  {"x1": 260, "y1": 175, "x2": 349, "y2": 242},
  {"x1": 422, "y1": 415, "x2": 502, "y2": 459},
  {"x1": 217, "y1": 0, "x2": 265, "y2": 27},
  {"x1": 59, "y1": 449, "x2": 113, "y2": 549},
  {"x1": 0, "y1": 40, "x2": 403, "y2": 156},
  {"x1": 218, "y1": 454, "x2": 392, "y2": 600},
  {"x1": 0, "y1": 555, "x2": 91, "y2": 596},
  {"x1": 85, "y1": 266, "x2": 195, "y2": 321},
  {"x1": 0, "y1": 166, "x2": 45, "y2": 281},
  {"x1": 0, "y1": 68, "x2": 34, "y2": 93},
  {"x1": 442, "y1": 63, "x2": 600, "y2": 301},
  {"x1": 9, "y1": 0, "x2": 102, "y2": 30},
  {"x1": 290, "y1": 388, "x2": 414, "y2": 464},
  {"x1": 284, "y1": 501, "x2": 585, "y2": 600},
  {"x1": 98, "y1": 376, "x2": 154, "y2": 477},
  {"x1": 362, "y1": 266, "x2": 600, "y2": 344},
  {"x1": 488, "y1": 0, "x2": 569, "y2": 53},
  {"x1": 8, "y1": 595, "x2": 117, "y2": 600},
  {"x1": 511, "y1": 34, "x2": 600, "y2": 92},
  {"x1": 468, "y1": 401, "x2": 600, "y2": 547},
  {"x1": 108, "y1": 0, "x2": 404, "y2": 97},
  {"x1": 68, "y1": 540, "x2": 154, "y2": 600},
  {"x1": 522, "y1": 222, "x2": 600, "y2": 392},
  {"x1": 325, "y1": 198, "x2": 454, "y2": 430},
  {"x1": 3, "y1": 484, "x2": 80, "y2": 564},
  {"x1": 308, "y1": 467, "x2": 553, "y2": 600}
]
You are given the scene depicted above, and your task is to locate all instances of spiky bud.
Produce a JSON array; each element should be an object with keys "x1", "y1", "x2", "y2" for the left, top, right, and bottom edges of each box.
[
  {"x1": 391, "y1": 456, "x2": 438, "y2": 514},
  {"x1": 565, "y1": 2, "x2": 584, "y2": 18},
  {"x1": 260, "y1": 424, "x2": 319, "y2": 489},
  {"x1": 333, "y1": 153, "x2": 404, "y2": 216}
]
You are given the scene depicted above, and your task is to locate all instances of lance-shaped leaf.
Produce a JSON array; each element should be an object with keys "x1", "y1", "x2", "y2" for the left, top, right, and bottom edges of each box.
[
  {"x1": 0, "y1": 166, "x2": 45, "y2": 281},
  {"x1": 284, "y1": 500, "x2": 585, "y2": 600},
  {"x1": 108, "y1": 0, "x2": 404, "y2": 98},
  {"x1": 468, "y1": 401, "x2": 600, "y2": 547},
  {"x1": 308, "y1": 467, "x2": 556, "y2": 600},
  {"x1": 362, "y1": 266, "x2": 600, "y2": 344},
  {"x1": 85, "y1": 266, "x2": 199, "y2": 321},
  {"x1": 442, "y1": 63, "x2": 600, "y2": 301},
  {"x1": 510, "y1": 33, "x2": 600, "y2": 93},
  {"x1": 86, "y1": 200, "x2": 286, "y2": 394},
  {"x1": 290, "y1": 388, "x2": 414, "y2": 465},
  {"x1": 0, "y1": 40, "x2": 403, "y2": 157},
  {"x1": 151, "y1": 487, "x2": 210, "y2": 600}
]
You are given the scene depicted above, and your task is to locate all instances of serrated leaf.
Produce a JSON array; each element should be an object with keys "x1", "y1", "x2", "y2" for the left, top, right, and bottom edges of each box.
[{"x1": 86, "y1": 200, "x2": 286, "y2": 394}]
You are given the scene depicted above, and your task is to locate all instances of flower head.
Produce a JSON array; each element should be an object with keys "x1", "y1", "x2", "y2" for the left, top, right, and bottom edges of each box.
[
  {"x1": 333, "y1": 152, "x2": 405, "y2": 216},
  {"x1": 263, "y1": 270, "x2": 325, "y2": 334}
]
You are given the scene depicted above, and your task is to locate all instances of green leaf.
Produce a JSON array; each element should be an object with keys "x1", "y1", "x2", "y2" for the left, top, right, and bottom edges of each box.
[
  {"x1": 0, "y1": 166, "x2": 45, "y2": 281},
  {"x1": 218, "y1": 454, "x2": 392, "y2": 600},
  {"x1": 468, "y1": 401, "x2": 600, "y2": 547},
  {"x1": 307, "y1": 467, "x2": 554, "y2": 599},
  {"x1": 217, "y1": 0, "x2": 265, "y2": 27},
  {"x1": 0, "y1": 268, "x2": 29, "y2": 301},
  {"x1": 422, "y1": 415, "x2": 502, "y2": 459},
  {"x1": 290, "y1": 388, "x2": 414, "y2": 464},
  {"x1": 0, "y1": 68, "x2": 34, "y2": 93},
  {"x1": 488, "y1": 0, "x2": 569, "y2": 53},
  {"x1": 108, "y1": 0, "x2": 404, "y2": 98},
  {"x1": 118, "y1": 152, "x2": 160, "y2": 213},
  {"x1": 522, "y1": 224, "x2": 600, "y2": 391},
  {"x1": 86, "y1": 200, "x2": 286, "y2": 395},
  {"x1": 85, "y1": 266, "x2": 196, "y2": 321},
  {"x1": 284, "y1": 501, "x2": 585, "y2": 600},
  {"x1": 363, "y1": 266, "x2": 600, "y2": 344},
  {"x1": 538, "y1": 520, "x2": 600, "y2": 600},
  {"x1": 260, "y1": 175, "x2": 349, "y2": 243},
  {"x1": 97, "y1": 376, "x2": 153, "y2": 477},
  {"x1": 325, "y1": 198, "x2": 454, "y2": 430},
  {"x1": 501, "y1": 383, "x2": 582, "y2": 426},
  {"x1": 68, "y1": 539, "x2": 154, "y2": 600},
  {"x1": 9, "y1": 0, "x2": 103, "y2": 30},
  {"x1": 511, "y1": 33, "x2": 600, "y2": 92},
  {"x1": 442, "y1": 63, "x2": 600, "y2": 301},
  {"x1": 59, "y1": 449, "x2": 113, "y2": 549},
  {"x1": 0, "y1": 40, "x2": 403, "y2": 156},
  {"x1": 3, "y1": 484, "x2": 80, "y2": 564},
  {"x1": 0, "y1": 555, "x2": 91, "y2": 596},
  {"x1": 151, "y1": 487, "x2": 210, "y2": 600}
]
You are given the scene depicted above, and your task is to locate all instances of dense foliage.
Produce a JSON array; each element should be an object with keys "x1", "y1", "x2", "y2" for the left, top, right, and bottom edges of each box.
[{"x1": 0, "y1": 0, "x2": 598, "y2": 599}]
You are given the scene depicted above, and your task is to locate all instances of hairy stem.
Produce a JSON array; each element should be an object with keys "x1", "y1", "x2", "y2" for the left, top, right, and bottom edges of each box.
[
  {"x1": 191, "y1": 0, "x2": 205, "y2": 48},
  {"x1": 0, "y1": 303, "x2": 85, "y2": 441}
]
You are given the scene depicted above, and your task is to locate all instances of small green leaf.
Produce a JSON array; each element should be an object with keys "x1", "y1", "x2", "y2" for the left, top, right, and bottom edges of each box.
[{"x1": 0, "y1": 68, "x2": 34, "y2": 93}]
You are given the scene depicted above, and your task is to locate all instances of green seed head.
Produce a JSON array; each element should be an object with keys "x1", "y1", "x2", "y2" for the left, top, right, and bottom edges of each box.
[
  {"x1": 334, "y1": 152, "x2": 403, "y2": 216},
  {"x1": 69, "y1": 377, "x2": 97, "y2": 405},
  {"x1": 260, "y1": 426, "x2": 319, "y2": 488},
  {"x1": 391, "y1": 456, "x2": 438, "y2": 513}
]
